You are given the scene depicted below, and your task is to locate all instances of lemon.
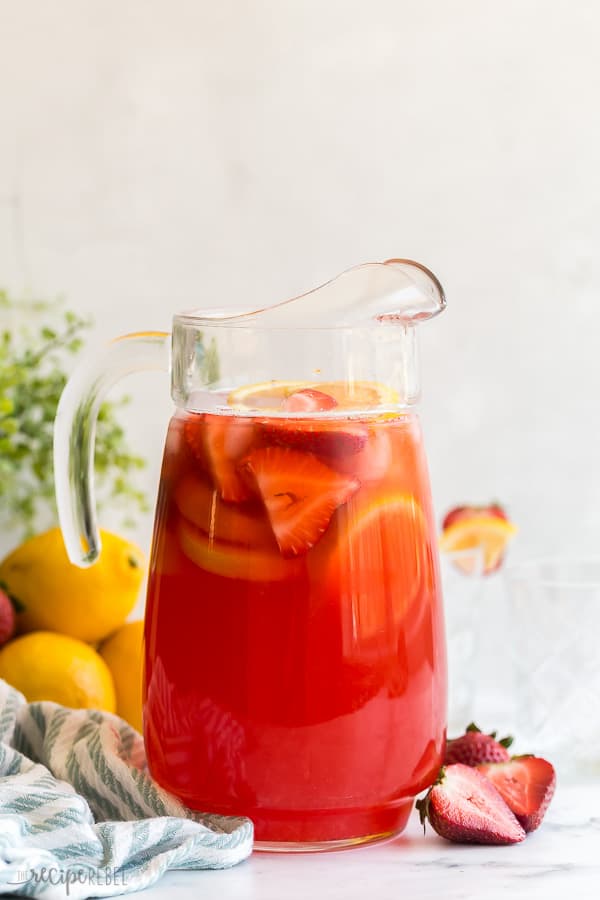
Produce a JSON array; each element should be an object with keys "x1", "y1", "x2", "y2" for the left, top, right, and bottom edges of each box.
[
  {"x1": 177, "y1": 517, "x2": 301, "y2": 582},
  {"x1": 440, "y1": 515, "x2": 518, "y2": 574},
  {"x1": 0, "y1": 527, "x2": 146, "y2": 643},
  {"x1": 227, "y1": 379, "x2": 399, "y2": 412},
  {"x1": 0, "y1": 631, "x2": 116, "y2": 711},
  {"x1": 323, "y1": 492, "x2": 428, "y2": 638},
  {"x1": 99, "y1": 620, "x2": 144, "y2": 732}
]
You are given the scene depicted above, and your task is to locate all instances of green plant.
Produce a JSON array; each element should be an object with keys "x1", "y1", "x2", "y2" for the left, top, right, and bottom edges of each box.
[{"x1": 0, "y1": 291, "x2": 148, "y2": 536}]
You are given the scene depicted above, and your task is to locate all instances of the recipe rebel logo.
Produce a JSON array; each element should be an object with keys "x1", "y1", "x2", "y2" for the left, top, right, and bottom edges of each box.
[{"x1": 8, "y1": 865, "x2": 127, "y2": 894}]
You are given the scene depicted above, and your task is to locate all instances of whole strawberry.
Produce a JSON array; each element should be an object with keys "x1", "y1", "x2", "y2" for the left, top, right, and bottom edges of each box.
[
  {"x1": 416, "y1": 764, "x2": 525, "y2": 845},
  {"x1": 442, "y1": 503, "x2": 508, "y2": 531},
  {"x1": 0, "y1": 587, "x2": 16, "y2": 647},
  {"x1": 445, "y1": 723, "x2": 513, "y2": 767}
]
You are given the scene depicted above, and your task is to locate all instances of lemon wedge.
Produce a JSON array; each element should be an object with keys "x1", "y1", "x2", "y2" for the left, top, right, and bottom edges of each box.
[{"x1": 440, "y1": 515, "x2": 517, "y2": 574}]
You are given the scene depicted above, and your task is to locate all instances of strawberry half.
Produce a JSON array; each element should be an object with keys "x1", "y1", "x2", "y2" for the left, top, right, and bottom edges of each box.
[
  {"x1": 240, "y1": 447, "x2": 360, "y2": 557},
  {"x1": 185, "y1": 413, "x2": 254, "y2": 502},
  {"x1": 445, "y1": 723, "x2": 513, "y2": 767},
  {"x1": 262, "y1": 419, "x2": 368, "y2": 458},
  {"x1": 477, "y1": 757, "x2": 556, "y2": 833},
  {"x1": 416, "y1": 764, "x2": 526, "y2": 845}
]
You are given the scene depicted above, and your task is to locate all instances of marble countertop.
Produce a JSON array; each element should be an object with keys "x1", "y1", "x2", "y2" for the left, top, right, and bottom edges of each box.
[{"x1": 143, "y1": 780, "x2": 598, "y2": 900}]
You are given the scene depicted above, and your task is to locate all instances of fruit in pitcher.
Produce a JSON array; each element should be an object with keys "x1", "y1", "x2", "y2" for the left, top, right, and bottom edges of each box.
[
  {"x1": 241, "y1": 447, "x2": 360, "y2": 557},
  {"x1": 227, "y1": 379, "x2": 399, "y2": 412},
  {"x1": 263, "y1": 419, "x2": 368, "y2": 458},
  {"x1": 173, "y1": 474, "x2": 276, "y2": 549},
  {"x1": 282, "y1": 388, "x2": 338, "y2": 412},
  {"x1": 0, "y1": 528, "x2": 145, "y2": 643},
  {"x1": 0, "y1": 631, "x2": 116, "y2": 711},
  {"x1": 416, "y1": 764, "x2": 526, "y2": 845},
  {"x1": 324, "y1": 492, "x2": 427, "y2": 637},
  {"x1": 477, "y1": 757, "x2": 556, "y2": 833},
  {"x1": 99, "y1": 620, "x2": 144, "y2": 732},
  {"x1": 145, "y1": 407, "x2": 446, "y2": 843},
  {"x1": 444, "y1": 723, "x2": 513, "y2": 766},
  {"x1": 0, "y1": 588, "x2": 16, "y2": 648},
  {"x1": 315, "y1": 381, "x2": 399, "y2": 410},
  {"x1": 332, "y1": 427, "x2": 392, "y2": 482},
  {"x1": 185, "y1": 413, "x2": 254, "y2": 502},
  {"x1": 177, "y1": 516, "x2": 302, "y2": 581},
  {"x1": 227, "y1": 380, "x2": 308, "y2": 410},
  {"x1": 440, "y1": 504, "x2": 517, "y2": 574}
]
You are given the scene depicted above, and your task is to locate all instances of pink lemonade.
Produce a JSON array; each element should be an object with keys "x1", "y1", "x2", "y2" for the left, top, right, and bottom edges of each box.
[{"x1": 144, "y1": 391, "x2": 446, "y2": 846}]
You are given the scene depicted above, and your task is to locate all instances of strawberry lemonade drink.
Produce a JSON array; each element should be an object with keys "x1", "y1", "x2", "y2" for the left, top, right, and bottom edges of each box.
[
  {"x1": 53, "y1": 258, "x2": 449, "y2": 850},
  {"x1": 144, "y1": 381, "x2": 446, "y2": 846}
]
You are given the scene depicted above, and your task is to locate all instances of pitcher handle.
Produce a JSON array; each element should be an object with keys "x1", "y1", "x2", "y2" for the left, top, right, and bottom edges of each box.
[{"x1": 54, "y1": 331, "x2": 171, "y2": 568}]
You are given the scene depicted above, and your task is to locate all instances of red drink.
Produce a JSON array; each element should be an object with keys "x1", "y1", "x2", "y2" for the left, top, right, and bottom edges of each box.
[{"x1": 144, "y1": 387, "x2": 446, "y2": 846}]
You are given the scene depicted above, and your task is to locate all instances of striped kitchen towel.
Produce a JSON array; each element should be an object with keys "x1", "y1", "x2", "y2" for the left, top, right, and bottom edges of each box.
[{"x1": 0, "y1": 680, "x2": 253, "y2": 899}]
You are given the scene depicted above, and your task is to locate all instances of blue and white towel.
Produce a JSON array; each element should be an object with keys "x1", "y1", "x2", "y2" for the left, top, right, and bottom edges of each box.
[{"x1": 0, "y1": 680, "x2": 253, "y2": 899}]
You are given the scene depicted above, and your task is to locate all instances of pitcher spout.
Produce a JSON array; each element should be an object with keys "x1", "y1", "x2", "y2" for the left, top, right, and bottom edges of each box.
[
  {"x1": 183, "y1": 259, "x2": 445, "y2": 328},
  {"x1": 378, "y1": 259, "x2": 446, "y2": 323}
]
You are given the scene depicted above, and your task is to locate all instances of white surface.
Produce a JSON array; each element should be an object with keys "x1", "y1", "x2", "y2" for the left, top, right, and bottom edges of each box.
[
  {"x1": 1, "y1": 0, "x2": 600, "y2": 564},
  {"x1": 141, "y1": 782, "x2": 598, "y2": 899}
]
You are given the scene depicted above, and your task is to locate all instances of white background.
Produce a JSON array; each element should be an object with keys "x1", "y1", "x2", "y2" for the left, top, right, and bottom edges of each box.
[{"x1": 1, "y1": 0, "x2": 599, "y2": 563}]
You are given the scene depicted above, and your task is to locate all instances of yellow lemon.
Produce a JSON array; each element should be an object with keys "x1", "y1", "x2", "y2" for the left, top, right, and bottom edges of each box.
[
  {"x1": 99, "y1": 620, "x2": 144, "y2": 732},
  {"x1": 0, "y1": 631, "x2": 116, "y2": 711},
  {"x1": 0, "y1": 527, "x2": 146, "y2": 643}
]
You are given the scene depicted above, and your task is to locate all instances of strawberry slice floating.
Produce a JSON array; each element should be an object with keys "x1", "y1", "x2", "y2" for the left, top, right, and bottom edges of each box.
[
  {"x1": 241, "y1": 447, "x2": 360, "y2": 557},
  {"x1": 477, "y1": 757, "x2": 556, "y2": 833},
  {"x1": 262, "y1": 419, "x2": 368, "y2": 458},
  {"x1": 416, "y1": 763, "x2": 526, "y2": 845}
]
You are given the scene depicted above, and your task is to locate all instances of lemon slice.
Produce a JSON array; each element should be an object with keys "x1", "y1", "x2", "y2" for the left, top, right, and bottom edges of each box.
[
  {"x1": 316, "y1": 381, "x2": 399, "y2": 410},
  {"x1": 439, "y1": 515, "x2": 517, "y2": 574},
  {"x1": 227, "y1": 381, "x2": 309, "y2": 410},
  {"x1": 177, "y1": 517, "x2": 302, "y2": 582},
  {"x1": 227, "y1": 380, "x2": 399, "y2": 412},
  {"x1": 324, "y1": 492, "x2": 428, "y2": 639},
  {"x1": 174, "y1": 474, "x2": 276, "y2": 549}
]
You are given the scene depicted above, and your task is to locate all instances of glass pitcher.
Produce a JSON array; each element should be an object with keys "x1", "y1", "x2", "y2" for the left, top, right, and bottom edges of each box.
[{"x1": 54, "y1": 259, "x2": 447, "y2": 850}]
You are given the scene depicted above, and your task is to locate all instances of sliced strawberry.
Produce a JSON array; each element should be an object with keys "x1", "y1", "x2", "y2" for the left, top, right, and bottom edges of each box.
[
  {"x1": 261, "y1": 419, "x2": 368, "y2": 459},
  {"x1": 184, "y1": 414, "x2": 254, "y2": 502},
  {"x1": 416, "y1": 764, "x2": 525, "y2": 845},
  {"x1": 183, "y1": 413, "x2": 207, "y2": 465},
  {"x1": 240, "y1": 447, "x2": 360, "y2": 557},
  {"x1": 477, "y1": 757, "x2": 556, "y2": 833},
  {"x1": 444, "y1": 723, "x2": 513, "y2": 767},
  {"x1": 281, "y1": 388, "x2": 337, "y2": 412},
  {"x1": 332, "y1": 427, "x2": 392, "y2": 481}
]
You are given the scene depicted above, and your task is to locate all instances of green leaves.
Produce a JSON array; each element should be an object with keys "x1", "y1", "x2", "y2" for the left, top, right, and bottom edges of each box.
[{"x1": 0, "y1": 293, "x2": 148, "y2": 537}]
